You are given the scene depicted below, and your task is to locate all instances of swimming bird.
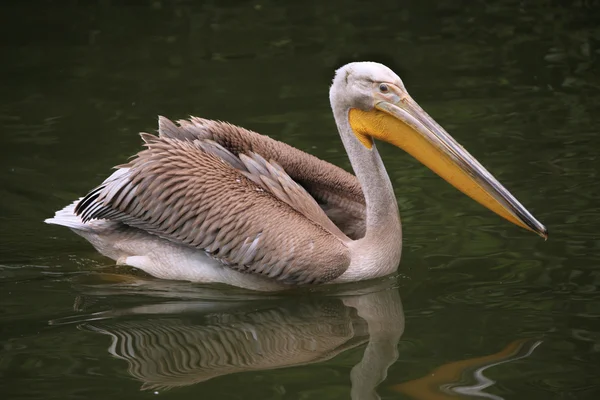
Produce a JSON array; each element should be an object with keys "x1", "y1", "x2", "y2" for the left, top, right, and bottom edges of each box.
[{"x1": 45, "y1": 62, "x2": 547, "y2": 291}]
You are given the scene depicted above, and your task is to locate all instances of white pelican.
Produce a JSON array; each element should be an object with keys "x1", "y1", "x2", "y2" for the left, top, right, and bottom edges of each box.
[{"x1": 46, "y1": 62, "x2": 547, "y2": 291}]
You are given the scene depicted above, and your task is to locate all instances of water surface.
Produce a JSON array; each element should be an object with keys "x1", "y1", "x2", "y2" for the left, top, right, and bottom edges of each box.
[{"x1": 1, "y1": 1, "x2": 599, "y2": 399}]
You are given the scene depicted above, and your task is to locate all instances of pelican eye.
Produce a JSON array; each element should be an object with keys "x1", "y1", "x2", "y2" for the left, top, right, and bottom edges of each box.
[{"x1": 379, "y1": 83, "x2": 389, "y2": 93}]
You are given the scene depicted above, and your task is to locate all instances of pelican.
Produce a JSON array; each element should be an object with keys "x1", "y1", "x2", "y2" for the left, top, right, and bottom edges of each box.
[{"x1": 46, "y1": 62, "x2": 547, "y2": 291}]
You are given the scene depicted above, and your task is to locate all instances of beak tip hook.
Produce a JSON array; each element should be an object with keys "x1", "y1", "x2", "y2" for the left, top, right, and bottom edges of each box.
[{"x1": 539, "y1": 227, "x2": 549, "y2": 241}]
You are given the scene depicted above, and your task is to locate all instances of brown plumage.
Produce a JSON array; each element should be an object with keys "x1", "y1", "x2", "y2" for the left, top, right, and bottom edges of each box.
[
  {"x1": 73, "y1": 117, "x2": 364, "y2": 285},
  {"x1": 163, "y1": 117, "x2": 367, "y2": 238}
]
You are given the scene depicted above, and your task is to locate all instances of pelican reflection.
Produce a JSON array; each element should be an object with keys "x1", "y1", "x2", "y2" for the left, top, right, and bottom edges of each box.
[{"x1": 51, "y1": 276, "x2": 404, "y2": 399}]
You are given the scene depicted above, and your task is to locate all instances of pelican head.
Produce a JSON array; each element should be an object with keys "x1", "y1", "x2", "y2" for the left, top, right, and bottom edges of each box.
[{"x1": 330, "y1": 62, "x2": 547, "y2": 238}]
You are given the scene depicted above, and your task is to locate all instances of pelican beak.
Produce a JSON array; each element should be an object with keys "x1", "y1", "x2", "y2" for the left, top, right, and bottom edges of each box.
[{"x1": 348, "y1": 96, "x2": 547, "y2": 239}]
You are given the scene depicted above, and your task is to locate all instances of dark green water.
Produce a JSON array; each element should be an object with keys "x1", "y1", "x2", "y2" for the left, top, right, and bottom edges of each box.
[{"x1": 1, "y1": 1, "x2": 599, "y2": 399}]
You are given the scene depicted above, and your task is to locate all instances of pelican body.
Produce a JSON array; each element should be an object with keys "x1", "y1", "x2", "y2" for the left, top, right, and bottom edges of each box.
[{"x1": 46, "y1": 62, "x2": 547, "y2": 291}]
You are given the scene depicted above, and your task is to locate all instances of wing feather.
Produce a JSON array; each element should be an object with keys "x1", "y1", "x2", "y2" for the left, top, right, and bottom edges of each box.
[
  {"x1": 160, "y1": 116, "x2": 367, "y2": 239},
  {"x1": 76, "y1": 133, "x2": 350, "y2": 285}
]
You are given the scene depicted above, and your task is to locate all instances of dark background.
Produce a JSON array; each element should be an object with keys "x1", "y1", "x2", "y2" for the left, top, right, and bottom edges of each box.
[{"x1": 1, "y1": 1, "x2": 599, "y2": 399}]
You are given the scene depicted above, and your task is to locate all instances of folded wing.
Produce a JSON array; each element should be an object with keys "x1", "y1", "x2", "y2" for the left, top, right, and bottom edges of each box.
[
  {"x1": 160, "y1": 117, "x2": 367, "y2": 238},
  {"x1": 75, "y1": 127, "x2": 351, "y2": 285}
]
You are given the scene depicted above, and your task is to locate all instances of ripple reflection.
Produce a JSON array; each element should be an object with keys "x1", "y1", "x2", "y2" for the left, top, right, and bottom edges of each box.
[{"x1": 50, "y1": 275, "x2": 405, "y2": 400}]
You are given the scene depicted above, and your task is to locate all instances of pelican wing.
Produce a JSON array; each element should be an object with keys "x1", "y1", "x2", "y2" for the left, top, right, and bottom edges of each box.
[
  {"x1": 159, "y1": 117, "x2": 367, "y2": 239},
  {"x1": 75, "y1": 133, "x2": 350, "y2": 285}
]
